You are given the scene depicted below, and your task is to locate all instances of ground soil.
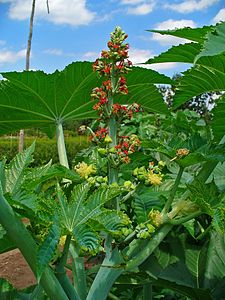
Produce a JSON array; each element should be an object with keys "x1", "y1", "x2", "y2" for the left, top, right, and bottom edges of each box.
[{"x1": 0, "y1": 249, "x2": 36, "y2": 290}]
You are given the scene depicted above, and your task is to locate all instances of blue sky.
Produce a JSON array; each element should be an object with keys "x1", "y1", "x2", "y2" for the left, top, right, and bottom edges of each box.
[{"x1": 0, "y1": 0, "x2": 224, "y2": 77}]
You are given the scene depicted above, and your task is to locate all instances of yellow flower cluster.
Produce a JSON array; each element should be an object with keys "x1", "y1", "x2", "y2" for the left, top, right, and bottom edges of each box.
[
  {"x1": 148, "y1": 209, "x2": 163, "y2": 227},
  {"x1": 74, "y1": 162, "x2": 96, "y2": 179},
  {"x1": 146, "y1": 171, "x2": 163, "y2": 186}
]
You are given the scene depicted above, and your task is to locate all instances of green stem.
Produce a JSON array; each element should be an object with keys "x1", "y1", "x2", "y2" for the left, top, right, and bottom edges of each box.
[
  {"x1": 56, "y1": 121, "x2": 69, "y2": 169},
  {"x1": 57, "y1": 235, "x2": 71, "y2": 269},
  {"x1": 55, "y1": 236, "x2": 80, "y2": 300},
  {"x1": 86, "y1": 248, "x2": 124, "y2": 300},
  {"x1": 168, "y1": 211, "x2": 202, "y2": 225},
  {"x1": 162, "y1": 167, "x2": 184, "y2": 214},
  {"x1": 0, "y1": 185, "x2": 69, "y2": 300},
  {"x1": 125, "y1": 224, "x2": 173, "y2": 271},
  {"x1": 70, "y1": 243, "x2": 87, "y2": 300}
]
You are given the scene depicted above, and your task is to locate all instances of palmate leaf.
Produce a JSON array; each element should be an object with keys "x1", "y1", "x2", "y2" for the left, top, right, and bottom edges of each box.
[
  {"x1": 0, "y1": 62, "x2": 171, "y2": 136},
  {"x1": 36, "y1": 222, "x2": 60, "y2": 282},
  {"x1": 73, "y1": 223, "x2": 99, "y2": 252},
  {"x1": 68, "y1": 182, "x2": 91, "y2": 230},
  {"x1": 5, "y1": 142, "x2": 35, "y2": 194},
  {"x1": 0, "y1": 62, "x2": 100, "y2": 137}
]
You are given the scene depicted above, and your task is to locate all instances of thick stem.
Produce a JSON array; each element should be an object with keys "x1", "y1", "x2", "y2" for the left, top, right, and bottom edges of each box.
[
  {"x1": 56, "y1": 121, "x2": 69, "y2": 169},
  {"x1": 125, "y1": 224, "x2": 173, "y2": 271},
  {"x1": 56, "y1": 235, "x2": 71, "y2": 269},
  {"x1": 162, "y1": 167, "x2": 184, "y2": 214},
  {"x1": 70, "y1": 243, "x2": 87, "y2": 300},
  {"x1": 55, "y1": 236, "x2": 80, "y2": 299},
  {"x1": 0, "y1": 186, "x2": 69, "y2": 300},
  {"x1": 86, "y1": 248, "x2": 124, "y2": 300}
]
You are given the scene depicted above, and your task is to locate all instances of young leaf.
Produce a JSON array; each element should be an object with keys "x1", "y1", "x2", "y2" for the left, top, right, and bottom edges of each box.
[
  {"x1": 5, "y1": 142, "x2": 35, "y2": 194},
  {"x1": 36, "y1": 223, "x2": 60, "y2": 282}
]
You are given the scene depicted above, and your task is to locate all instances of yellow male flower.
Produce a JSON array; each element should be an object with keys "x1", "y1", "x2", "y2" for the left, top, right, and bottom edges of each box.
[
  {"x1": 146, "y1": 171, "x2": 162, "y2": 186},
  {"x1": 74, "y1": 162, "x2": 96, "y2": 179}
]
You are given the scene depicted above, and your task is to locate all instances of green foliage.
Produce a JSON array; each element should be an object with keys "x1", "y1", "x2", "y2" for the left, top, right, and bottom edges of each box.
[
  {"x1": 1, "y1": 24, "x2": 225, "y2": 300},
  {"x1": 147, "y1": 25, "x2": 214, "y2": 43},
  {"x1": 0, "y1": 63, "x2": 172, "y2": 139},
  {"x1": 195, "y1": 22, "x2": 225, "y2": 60},
  {"x1": 0, "y1": 136, "x2": 89, "y2": 166},
  {"x1": 140, "y1": 231, "x2": 225, "y2": 299},
  {"x1": 133, "y1": 185, "x2": 164, "y2": 223},
  {"x1": 5, "y1": 142, "x2": 35, "y2": 194},
  {"x1": 36, "y1": 222, "x2": 60, "y2": 281}
]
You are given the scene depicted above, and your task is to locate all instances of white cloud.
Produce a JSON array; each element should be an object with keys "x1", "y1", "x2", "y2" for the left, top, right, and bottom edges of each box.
[
  {"x1": 119, "y1": 0, "x2": 155, "y2": 15},
  {"x1": 127, "y1": 3, "x2": 154, "y2": 15},
  {"x1": 82, "y1": 51, "x2": 99, "y2": 60},
  {"x1": 164, "y1": 0, "x2": 219, "y2": 14},
  {"x1": 129, "y1": 47, "x2": 178, "y2": 71},
  {"x1": 213, "y1": 8, "x2": 225, "y2": 23},
  {"x1": 0, "y1": 48, "x2": 26, "y2": 65},
  {"x1": 129, "y1": 47, "x2": 152, "y2": 64},
  {"x1": 2, "y1": 0, "x2": 96, "y2": 26},
  {"x1": 147, "y1": 62, "x2": 178, "y2": 71},
  {"x1": 152, "y1": 19, "x2": 196, "y2": 46},
  {"x1": 43, "y1": 48, "x2": 63, "y2": 56}
]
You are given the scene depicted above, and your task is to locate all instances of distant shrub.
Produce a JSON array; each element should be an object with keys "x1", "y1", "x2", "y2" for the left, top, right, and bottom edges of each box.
[{"x1": 0, "y1": 136, "x2": 89, "y2": 167}]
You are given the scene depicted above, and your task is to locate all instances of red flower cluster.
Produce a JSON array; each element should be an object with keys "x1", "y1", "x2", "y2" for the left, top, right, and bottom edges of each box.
[
  {"x1": 89, "y1": 128, "x2": 108, "y2": 142},
  {"x1": 114, "y1": 134, "x2": 141, "y2": 164},
  {"x1": 112, "y1": 102, "x2": 141, "y2": 119},
  {"x1": 92, "y1": 27, "x2": 132, "y2": 78}
]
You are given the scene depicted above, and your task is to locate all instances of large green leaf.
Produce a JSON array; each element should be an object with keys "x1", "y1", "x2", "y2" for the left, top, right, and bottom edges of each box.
[
  {"x1": 196, "y1": 22, "x2": 225, "y2": 61},
  {"x1": 145, "y1": 43, "x2": 201, "y2": 65},
  {"x1": 0, "y1": 62, "x2": 99, "y2": 136},
  {"x1": 147, "y1": 25, "x2": 214, "y2": 43},
  {"x1": 173, "y1": 65, "x2": 225, "y2": 109},
  {"x1": 0, "y1": 62, "x2": 171, "y2": 136}
]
